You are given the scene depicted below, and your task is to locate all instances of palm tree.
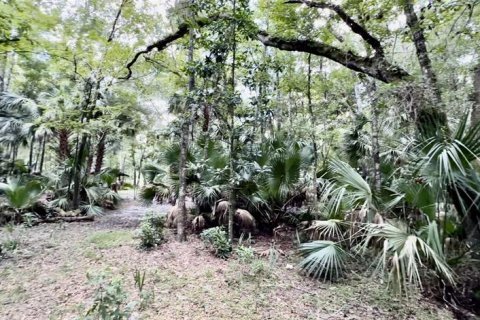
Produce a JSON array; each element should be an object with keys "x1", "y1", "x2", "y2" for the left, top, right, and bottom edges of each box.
[
  {"x1": 0, "y1": 92, "x2": 39, "y2": 172},
  {"x1": 0, "y1": 177, "x2": 44, "y2": 221}
]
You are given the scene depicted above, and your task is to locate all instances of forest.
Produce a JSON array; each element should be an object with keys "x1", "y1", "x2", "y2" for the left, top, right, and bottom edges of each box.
[{"x1": 0, "y1": 0, "x2": 480, "y2": 319}]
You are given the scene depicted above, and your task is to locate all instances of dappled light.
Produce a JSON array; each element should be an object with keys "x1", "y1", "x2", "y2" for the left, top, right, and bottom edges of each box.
[{"x1": 1, "y1": 0, "x2": 480, "y2": 319}]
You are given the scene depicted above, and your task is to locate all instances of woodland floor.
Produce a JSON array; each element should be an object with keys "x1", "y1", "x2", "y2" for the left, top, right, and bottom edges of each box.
[{"x1": 0, "y1": 191, "x2": 456, "y2": 320}]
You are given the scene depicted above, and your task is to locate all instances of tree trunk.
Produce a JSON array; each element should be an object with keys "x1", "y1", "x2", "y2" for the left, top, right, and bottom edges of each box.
[
  {"x1": 177, "y1": 2, "x2": 196, "y2": 242},
  {"x1": 471, "y1": 63, "x2": 480, "y2": 126},
  {"x1": 28, "y1": 134, "x2": 35, "y2": 173},
  {"x1": 402, "y1": 0, "x2": 442, "y2": 106},
  {"x1": 72, "y1": 77, "x2": 98, "y2": 209},
  {"x1": 228, "y1": 0, "x2": 238, "y2": 243},
  {"x1": 131, "y1": 144, "x2": 137, "y2": 199},
  {"x1": 177, "y1": 121, "x2": 189, "y2": 242},
  {"x1": 72, "y1": 133, "x2": 88, "y2": 208},
  {"x1": 307, "y1": 54, "x2": 318, "y2": 208},
  {"x1": 0, "y1": 54, "x2": 6, "y2": 92},
  {"x1": 58, "y1": 129, "x2": 70, "y2": 161},
  {"x1": 94, "y1": 132, "x2": 107, "y2": 174},
  {"x1": 369, "y1": 81, "x2": 381, "y2": 193},
  {"x1": 39, "y1": 132, "x2": 47, "y2": 175},
  {"x1": 34, "y1": 137, "x2": 42, "y2": 172}
]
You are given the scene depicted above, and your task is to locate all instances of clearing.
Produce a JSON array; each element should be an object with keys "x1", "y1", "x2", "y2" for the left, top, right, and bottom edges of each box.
[{"x1": 0, "y1": 192, "x2": 454, "y2": 320}]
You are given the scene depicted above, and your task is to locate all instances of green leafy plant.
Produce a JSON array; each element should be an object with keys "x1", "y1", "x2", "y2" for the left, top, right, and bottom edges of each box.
[
  {"x1": 235, "y1": 245, "x2": 255, "y2": 263},
  {"x1": 200, "y1": 227, "x2": 231, "y2": 259},
  {"x1": 0, "y1": 177, "x2": 44, "y2": 220},
  {"x1": 1, "y1": 239, "x2": 19, "y2": 252},
  {"x1": 361, "y1": 221, "x2": 455, "y2": 296},
  {"x1": 138, "y1": 213, "x2": 165, "y2": 249},
  {"x1": 85, "y1": 273, "x2": 134, "y2": 320},
  {"x1": 298, "y1": 240, "x2": 348, "y2": 281},
  {"x1": 133, "y1": 269, "x2": 146, "y2": 293}
]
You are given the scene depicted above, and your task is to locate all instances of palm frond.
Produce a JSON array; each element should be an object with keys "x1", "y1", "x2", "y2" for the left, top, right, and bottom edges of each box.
[
  {"x1": 298, "y1": 240, "x2": 347, "y2": 281},
  {"x1": 363, "y1": 221, "x2": 454, "y2": 295},
  {"x1": 307, "y1": 219, "x2": 346, "y2": 241}
]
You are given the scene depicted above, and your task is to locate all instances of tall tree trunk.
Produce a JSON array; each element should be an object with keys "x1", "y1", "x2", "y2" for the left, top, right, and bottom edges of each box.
[
  {"x1": 72, "y1": 133, "x2": 87, "y2": 208},
  {"x1": 177, "y1": 1, "x2": 196, "y2": 242},
  {"x1": 2, "y1": 52, "x2": 14, "y2": 92},
  {"x1": 94, "y1": 132, "x2": 107, "y2": 174},
  {"x1": 72, "y1": 77, "x2": 97, "y2": 209},
  {"x1": 369, "y1": 81, "x2": 381, "y2": 193},
  {"x1": 403, "y1": 0, "x2": 441, "y2": 106},
  {"x1": 120, "y1": 155, "x2": 126, "y2": 184},
  {"x1": 84, "y1": 137, "x2": 92, "y2": 175},
  {"x1": 39, "y1": 132, "x2": 47, "y2": 175},
  {"x1": 228, "y1": 0, "x2": 238, "y2": 243},
  {"x1": 58, "y1": 129, "x2": 70, "y2": 161},
  {"x1": 307, "y1": 54, "x2": 318, "y2": 208},
  {"x1": 471, "y1": 63, "x2": 480, "y2": 126},
  {"x1": 0, "y1": 54, "x2": 6, "y2": 92},
  {"x1": 131, "y1": 144, "x2": 137, "y2": 200},
  {"x1": 177, "y1": 121, "x2": 190, "y2": 241},
  {"x1": 28, "y1": 134, "x2": 35, "y2": 173},
  {"x1": 403, "y1": 0, "x2": 448, "y2": 136}
]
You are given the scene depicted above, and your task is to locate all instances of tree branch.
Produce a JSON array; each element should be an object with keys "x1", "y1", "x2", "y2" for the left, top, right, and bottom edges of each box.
[
  {"x1": 0, "y1": 37, "x2": 20, "y2": 45},
  {"x1": 123, "y1": 17, "x2": 409, "y2": 83},
  {"x1": 108, "y1": 0, "x2": 128, "y2": 42},
  {"x1": 122, "y1": 18, "x2": 212, "y2": 80},
  {"x1": 121, "y1": 24, "x2": 190, "y2": 79},
  {"x1": 285, "y1": 0, "x2": 384, "y2": 56},
  {"x1": 257, "y1": 31, "x2": 409, "y2": 83}
]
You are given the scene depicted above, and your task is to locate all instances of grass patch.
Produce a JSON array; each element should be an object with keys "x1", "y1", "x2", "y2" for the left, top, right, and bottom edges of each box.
[{"x1": 87, "y1": 230, "x2": 134, "y2": 249}]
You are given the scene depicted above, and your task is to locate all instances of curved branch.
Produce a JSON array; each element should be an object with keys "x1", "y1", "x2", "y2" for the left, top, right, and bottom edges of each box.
[
  {"x1": 285, "y1": 0, "x2": 384, "y2": 56},
  {"x1": 121, "y1": 24, "x2": 190, "y2": 79},
  {"x1": 257, "y1": 31, "x2": 409, "y2": 83},
  {"x1": 123, "y1": 17, "x2": 409, "y2": 83},
  {"x1": 122, "y1": 17, "x2": 213, "y2": 80}
]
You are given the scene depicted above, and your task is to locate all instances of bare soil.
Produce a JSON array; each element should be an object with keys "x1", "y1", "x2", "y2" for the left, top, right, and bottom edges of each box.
[{"x1": 0, "y1": 191, "x2": 455, "y2": 319}]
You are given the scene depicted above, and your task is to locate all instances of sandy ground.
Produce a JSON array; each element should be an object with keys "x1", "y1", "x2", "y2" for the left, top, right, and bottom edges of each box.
[{"x1": 0, "y1": 191, "x2": 455, "y2": 320}]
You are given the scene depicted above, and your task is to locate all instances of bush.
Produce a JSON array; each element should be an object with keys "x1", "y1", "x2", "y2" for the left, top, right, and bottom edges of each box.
[
  {"x1": 200, "y1": 227, "x2": 231, "y2": 259},
  {"x1": 85, "y1": 273, "x2": 133, "y2": 320},
  {"x1": 138, "y1": 213, "x2": 165, "y2": 249},
  {"x1": 235, "y1": 245, "x2": 255, "y2": 263}
]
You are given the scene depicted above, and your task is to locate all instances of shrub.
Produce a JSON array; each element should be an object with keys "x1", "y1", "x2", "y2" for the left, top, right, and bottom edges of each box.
[
  {"x1": 85, "y1": 273, "x2": 133, "y2": 320},
  {"x1": 138, "y1": 213, "x2": 165, "y2": 249},
  {"x1": 235, "y1": 245, "x2": 255, "y2": 263},
  {"x1": 200, "y1": 227, "x2": 231, "y2": 259}
]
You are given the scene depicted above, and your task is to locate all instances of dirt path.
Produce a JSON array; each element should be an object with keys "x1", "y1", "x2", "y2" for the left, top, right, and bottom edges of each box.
[
  {"x1": 0, "y1": 195, "x2": 455, "y2": 320},
  {"x1": 97, "y1": 190, "x2": 171, "y2": 228}
]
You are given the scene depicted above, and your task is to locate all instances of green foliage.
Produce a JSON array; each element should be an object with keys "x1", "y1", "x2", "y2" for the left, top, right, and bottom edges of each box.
[
  {"x1": 317, "y1": 159, "x2": 374, "y2": 219},
  {"x1": 201, "y1": 227, "x2": 232, "y2": 259},
  {"x1": 85, "y1": 274, "x2": 133, "y2": 320},
  {"x1": 361, "y1": 221, "x2": 455, "y2": 296},
  {"x1": 1, "y1": 239, "x2": 19, "y2": 252},
  {"x1": 235, "y1": 245, "x2": 255, "y2": 263},
  {"x1": 0, "y1": 177, "x2": 44, "y2": 212},
  {"x1": 133, "y1": 269, "x2": 146, "y2": 293},
  {"x1": 138, "y1": 213, "x2": 165, "y2": 249},
  {"x1": 298, "y1": 240, "x2": 347, "y2": 281}
]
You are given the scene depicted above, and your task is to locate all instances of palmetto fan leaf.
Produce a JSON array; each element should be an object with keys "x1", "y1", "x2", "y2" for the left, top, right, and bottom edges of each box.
[
  {"x1": 193, "y1": 183, "x2": 221, "y2": 207},
  {"x1": 298, "y1": 240, "x2": 347, "y2": 281},
  {"x1": 362, "y1": 221, "x2": 454, "y2": 296},
  {"x1": 307, "y1": 219, "x2": 346, "y2": 241},
  {"x1": 0, "y1": 93, "x2": 38, "y2": 118},
  {"x1": 318, "y1": 160, "x2": 374, "y2": 219},
  {"x1": 142, "y1": 163, "x2": 166, "y2": 184},
  {"x1": 0, "y1": 93, "x2": 39, "y2": 138},
  {"x1": 0, "y1": 177, "x2": 44, "y2": 210}
]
